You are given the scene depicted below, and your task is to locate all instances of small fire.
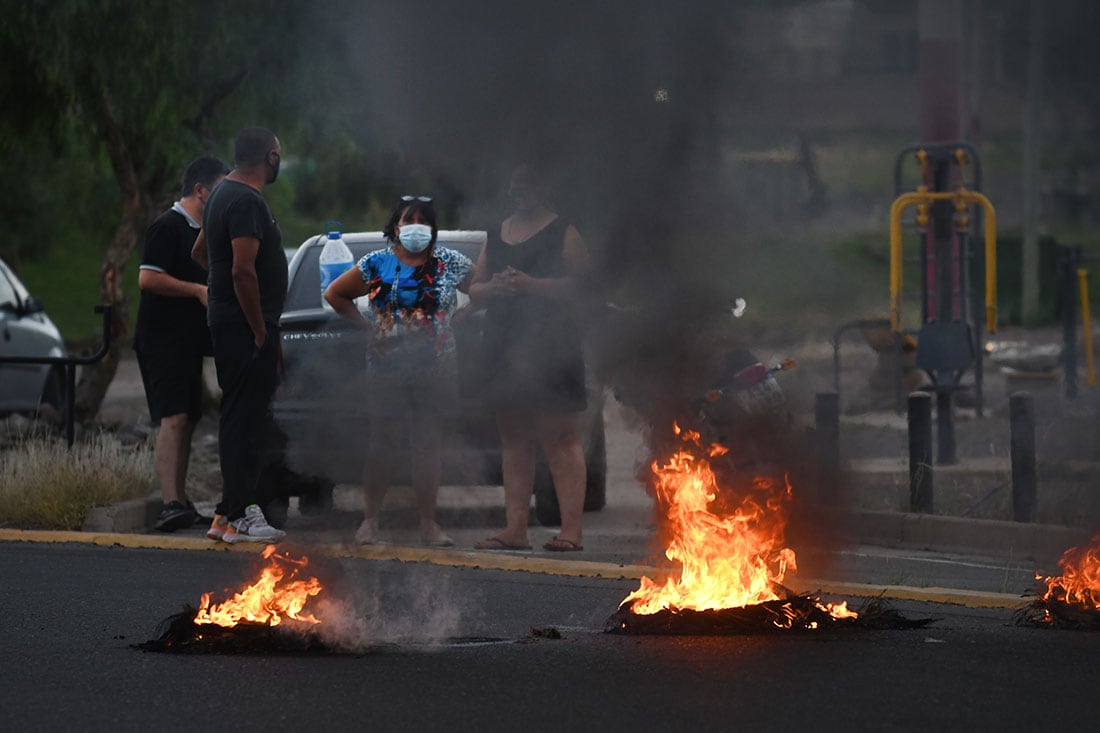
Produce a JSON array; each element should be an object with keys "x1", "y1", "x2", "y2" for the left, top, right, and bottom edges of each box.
[
  {"x1": 1038, "y1": 534, "x2": 1100, "y2": 614},
  {"x1": 622, "y1": 423, "x2": 853, "y2": 621},
  {"x1": 194, "y1": 545, "x2": 323, "y2": 628}
]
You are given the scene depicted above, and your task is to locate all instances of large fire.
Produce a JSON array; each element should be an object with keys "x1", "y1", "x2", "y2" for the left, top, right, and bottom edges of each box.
[
  {"x1": 194, "y1": 545, "x2": 323, "y2": 628},
  {"x1": 621, "y1": 423, "x2": 854, "y2": 622},
  {"x1": 1038, "y1": 534, "x2": 1100, "y2": 615}
]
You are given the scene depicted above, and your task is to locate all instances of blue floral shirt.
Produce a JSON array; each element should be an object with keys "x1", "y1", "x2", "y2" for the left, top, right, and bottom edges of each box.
[{"x1": 356, "y1": 245, "x2": 472, "y2": 359}]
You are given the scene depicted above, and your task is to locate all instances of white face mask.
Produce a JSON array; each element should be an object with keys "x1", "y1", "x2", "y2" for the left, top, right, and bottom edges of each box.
[{"x1": 398, "y1": 223, "x2": 432, "y2": 253}]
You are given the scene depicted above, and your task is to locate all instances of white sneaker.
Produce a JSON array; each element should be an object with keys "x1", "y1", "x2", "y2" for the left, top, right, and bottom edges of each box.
[
  {"x1": 223, "y1": 504, "x2": 286, "y2": 544},
  {"x1": 354, "y1": 517, "x2": 383, "y2": 545}
]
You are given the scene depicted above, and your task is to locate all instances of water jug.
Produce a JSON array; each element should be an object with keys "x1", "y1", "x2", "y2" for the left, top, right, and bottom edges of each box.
[{"x1": 319, "y1": 221, "x2": 353, "y2": 311}]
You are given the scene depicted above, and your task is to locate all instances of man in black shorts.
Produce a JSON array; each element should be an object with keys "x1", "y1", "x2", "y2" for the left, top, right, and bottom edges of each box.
[
  {"x1": 135, "y1": 155, "x2": 229, "y2": 531},
  {"x1": 191, "y1": 127, "x2": 288, "y2": 543}
]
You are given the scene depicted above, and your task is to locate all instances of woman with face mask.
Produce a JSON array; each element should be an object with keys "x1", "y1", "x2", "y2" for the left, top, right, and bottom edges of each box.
[
  {"x1": 468, "y1": 163, "x2": 592, "y2": 552},
  {"x1": 324, "y1": 197, "x2": 474, "y2": 546}
]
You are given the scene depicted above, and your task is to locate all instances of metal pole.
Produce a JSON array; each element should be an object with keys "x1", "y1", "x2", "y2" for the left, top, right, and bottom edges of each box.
[
  {"x1": 815, "y1": 392, "x2": 840, "y2": 482},
  {"x1": 832, "y1": 337, "x2": 841, "y2": 397},
  {"x1": 908, "y1": 391, "x2": 934, "y2": 513},
  {"x1": 936, "y1": 390, "x2": 957, "y2": 465},
  {"x1": 1078, "y1": 268, "x2": 1096, "y2": 386},
  {"x1": 894, "y1": 331, "x2": 905, "y2": 414},
  {"x1": 1061, "y1": 246, "x2": 1079, "y2": 398},
  {"x1": 0, "y1": 305, "x2": 111, "y2": 449},
  {"x1": 1010, "y1": 392, "x2": 1036, "y2": 522},
  {"x1": 65, "y1": 364, "x2": 77, "y2": 448}
]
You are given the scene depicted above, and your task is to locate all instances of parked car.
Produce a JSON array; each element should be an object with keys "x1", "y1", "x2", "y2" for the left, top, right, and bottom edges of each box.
[
  {"x1": 0, "y1": 257, "x2": 66, "y2": 414},
  {"x1": 272, "y1": 231, "x2": 606, "y2": 525}
]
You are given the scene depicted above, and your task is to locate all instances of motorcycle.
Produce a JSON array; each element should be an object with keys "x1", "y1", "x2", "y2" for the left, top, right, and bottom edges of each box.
[{"x1": 601, "y1": 298, "x2": 797, "y2": 478}]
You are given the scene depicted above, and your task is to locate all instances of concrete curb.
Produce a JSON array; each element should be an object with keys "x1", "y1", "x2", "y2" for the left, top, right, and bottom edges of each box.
[
  {"x1": 81, "y1": 494, "x2": 160, "y2": 533},
  {"x1": 0, "y1": 528, "x2": 1025, "y2": 609},
  {"x1": 840, "y1": 509, "x2": 1090, "y2": 561}
]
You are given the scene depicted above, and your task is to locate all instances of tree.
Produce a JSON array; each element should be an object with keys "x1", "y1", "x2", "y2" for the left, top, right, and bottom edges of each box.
[{"x1": 2, "y1": 0, "x2": 345, "y2": 420}]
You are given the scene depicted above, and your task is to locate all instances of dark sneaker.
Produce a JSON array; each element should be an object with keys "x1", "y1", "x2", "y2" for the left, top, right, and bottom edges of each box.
[{"x1": 154, "y1": 501, "x2": 197, "y2": 532}]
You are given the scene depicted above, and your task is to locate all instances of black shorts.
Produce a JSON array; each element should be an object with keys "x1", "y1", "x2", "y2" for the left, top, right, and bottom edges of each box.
[{"x1": 136, "y1": 347, "x2": 206, "y2": 424}]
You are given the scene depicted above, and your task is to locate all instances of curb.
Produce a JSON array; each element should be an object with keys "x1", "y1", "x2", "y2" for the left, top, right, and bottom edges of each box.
[
  {"x1": 840, "y1": 509, "x2": 1090, "y2": 561},
  {"x1": 74, "y1": 496, "x2": 1091, "y2": 564},
  {"x1": 81, "y1": 495, "x2": 160, "y2": 533},
  {"x1": 0, "y1": 528, "x2": 1025, "y2": 609}
]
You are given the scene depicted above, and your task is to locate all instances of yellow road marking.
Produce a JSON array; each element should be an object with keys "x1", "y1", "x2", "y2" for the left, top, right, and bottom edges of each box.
[{"x1": 0, "y1": 528, "x2": 1026, "y2": 609}]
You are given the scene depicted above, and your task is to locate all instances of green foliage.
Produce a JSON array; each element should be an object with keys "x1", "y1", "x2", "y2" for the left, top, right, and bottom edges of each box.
[
  {"x1": 1, "y1": 0, "x2": 356, "y2": 254},
  {"x1": 12, "y1": 239, "x2": 139, "y2": 344},
  {"x1": 0, "y1": 0, "x2": 377, "y2": 345}
]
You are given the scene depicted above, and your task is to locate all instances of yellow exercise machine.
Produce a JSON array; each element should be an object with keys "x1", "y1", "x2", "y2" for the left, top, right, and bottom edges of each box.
[{"x1": 889, "y1": 143, "x2": 996, "y2": 463}]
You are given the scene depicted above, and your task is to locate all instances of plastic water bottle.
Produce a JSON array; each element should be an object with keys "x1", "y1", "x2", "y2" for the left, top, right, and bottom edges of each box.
[{"x1": 319, "y1": 221, "x2": 353, "y2": 311}]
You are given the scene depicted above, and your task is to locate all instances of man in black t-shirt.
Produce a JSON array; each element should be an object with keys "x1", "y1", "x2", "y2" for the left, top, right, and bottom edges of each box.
[
  {"x1": 191, "y1": 127, "x2": 288, "y2": 544},
  {"x1": 135, "y1": 155, "x2": 229, "y2": 532}
]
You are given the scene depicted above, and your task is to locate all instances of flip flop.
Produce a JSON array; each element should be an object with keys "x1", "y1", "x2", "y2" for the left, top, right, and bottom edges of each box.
[
  {"x1": 473, "y1": 537, "x2": 532, "y2": 551},
  {"x1": 543, "y1": 536, "x2": 583, "y2": 552}
]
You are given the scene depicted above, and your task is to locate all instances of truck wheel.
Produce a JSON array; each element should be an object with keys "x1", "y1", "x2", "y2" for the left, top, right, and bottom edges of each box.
[
  {"x1": 263, "y1": 496, "x2": 290, "y2": 530},
  {"x1": 298, "y1": 483, "x2": 334, "y2": 515}
]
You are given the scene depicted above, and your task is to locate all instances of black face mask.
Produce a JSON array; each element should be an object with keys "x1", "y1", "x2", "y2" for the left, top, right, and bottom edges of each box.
[{"x1": 266, "y1": 153, "x2": 281, "y2": 184}]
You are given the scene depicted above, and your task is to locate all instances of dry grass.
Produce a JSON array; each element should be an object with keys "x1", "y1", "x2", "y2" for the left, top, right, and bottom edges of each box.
[{"x1": 0, "y1": 432, "x2": 155, "y2": 530}]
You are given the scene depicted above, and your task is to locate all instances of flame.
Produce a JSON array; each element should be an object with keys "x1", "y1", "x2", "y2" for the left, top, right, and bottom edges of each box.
[
  {"x1": 623, "y1": 423, "x2": 854, "y2": 621},
  {"x1": 1038, "y1": 534, "x2": 1100, "y2": 613},
  {"x1": 193, "y1": 545, "x2": 323, "y2": 628}
]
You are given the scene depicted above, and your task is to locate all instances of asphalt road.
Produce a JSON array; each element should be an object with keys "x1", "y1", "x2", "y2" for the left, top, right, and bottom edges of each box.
[{"x1": 2, "y1": 542, "x2": 1096, "y2": 732}]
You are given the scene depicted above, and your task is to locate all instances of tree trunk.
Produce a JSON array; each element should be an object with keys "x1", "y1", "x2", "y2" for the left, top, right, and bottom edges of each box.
[
  {"x1": 74, "y1": 86, "x2": 157, "y2": 422},
  {"x1": 74, "y1": 192, "x2": 154, "y2": 422}
]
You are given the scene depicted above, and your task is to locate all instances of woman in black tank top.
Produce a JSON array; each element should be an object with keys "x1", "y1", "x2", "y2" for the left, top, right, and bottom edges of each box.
[{"x1": 469, "y1": 164, "x2": 591, "y2": 552}]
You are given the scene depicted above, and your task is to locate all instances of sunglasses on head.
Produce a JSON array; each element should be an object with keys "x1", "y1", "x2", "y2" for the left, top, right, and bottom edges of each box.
[{"x1": 401, "y1": 195, "x2": 432, "y2": 203}]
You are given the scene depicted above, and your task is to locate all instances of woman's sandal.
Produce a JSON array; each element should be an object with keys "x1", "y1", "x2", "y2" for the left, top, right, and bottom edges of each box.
[{"x1": 543, "y1": 536, "x2": 583, "y2": 552}]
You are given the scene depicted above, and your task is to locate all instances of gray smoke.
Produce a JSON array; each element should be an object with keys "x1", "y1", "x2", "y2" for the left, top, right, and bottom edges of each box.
[
  {"x1": 328, "y1": 1, "x2": 753, "y2": 412},
  {"x1": 273, "y1": 2, "x2": 1100, "y2": 535},
  {"x1": 309, "y1": 561, "x2": 472, "y2": 652}
]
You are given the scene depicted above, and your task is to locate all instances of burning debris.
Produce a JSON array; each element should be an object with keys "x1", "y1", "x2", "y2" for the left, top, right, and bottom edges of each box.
[
  {"x1": 138, "y1": 546, "x2": 343, "y2": 654},
  {"x1": 607, "y1": 593, "x2": 931, "y2": 635},
  {"x1": 1016, "y1": 534, "x2": 1100, "y2": 630},
  {"x1": 608, "y1": 423, "x2": 932, "y2": 635},
  {"x1": 136, "y1": 608, "x2": 340, "y2": 655}
]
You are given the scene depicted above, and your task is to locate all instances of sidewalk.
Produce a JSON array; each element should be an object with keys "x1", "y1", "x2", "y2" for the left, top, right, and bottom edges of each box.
[
  {"x1": 74, "y1": 463, "x2": 1088, "y2": 605},
  {"x1": 76, "y1": 353, "x2": 1095, "y2": 602}
]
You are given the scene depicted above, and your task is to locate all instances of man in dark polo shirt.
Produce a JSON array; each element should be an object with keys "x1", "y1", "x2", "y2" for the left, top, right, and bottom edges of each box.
[
  {"x1": 135, "y1": 155, "x2": 229, "y2": 532},
  {"x1": 191, "y1": 127, "x2": 288, "y2": 543}
]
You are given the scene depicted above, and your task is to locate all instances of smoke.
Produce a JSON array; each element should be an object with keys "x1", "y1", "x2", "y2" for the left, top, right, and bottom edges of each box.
[
  {"x1": 308, "y1": 559, "x2": 473, "y2": 652},
  {"x1": 330, "y1": 1, "x2": 754, "y2": 416},
  {"x1": 274, "y1": 2, "x2": 1100, "y2": 540},
  {"x1": 275, "y1": 1, "x2": 825, "y2": 519}
]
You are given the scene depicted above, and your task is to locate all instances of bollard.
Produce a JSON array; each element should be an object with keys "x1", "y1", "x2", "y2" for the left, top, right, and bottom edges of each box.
[
  {"x1": 1060, "y1": 245, "x2": 1080, "y2": 398},
  {"x1": 908, "y1": 391, "x2": 934, "y2": 513},
  {"x1": 1010, "y1": 392, "x2": 1037, "y2": 522}
]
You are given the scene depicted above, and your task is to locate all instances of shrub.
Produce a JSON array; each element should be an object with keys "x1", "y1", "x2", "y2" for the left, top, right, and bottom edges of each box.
[{"x1": 0, "y1": 431, "x2": 155, "y2": 530}]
